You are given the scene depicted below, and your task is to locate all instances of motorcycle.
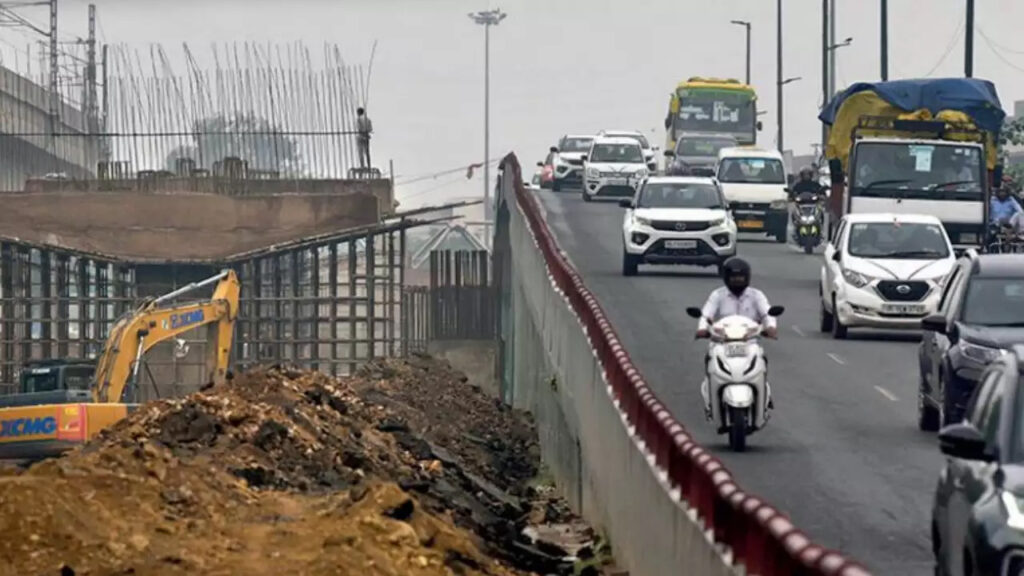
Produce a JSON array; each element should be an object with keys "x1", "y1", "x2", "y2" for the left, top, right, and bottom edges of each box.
[
  {"x1": 685, "y1": 305, "x2": 785, "y2": 452},
  {"x1": 791, "y1": 195, "x2": 824, "y2": 254}
]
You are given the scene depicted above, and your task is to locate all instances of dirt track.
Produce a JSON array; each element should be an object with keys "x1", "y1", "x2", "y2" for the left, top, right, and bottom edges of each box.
[{"x1": 0, "y1": 357, "x2": 606, "y2": 576}]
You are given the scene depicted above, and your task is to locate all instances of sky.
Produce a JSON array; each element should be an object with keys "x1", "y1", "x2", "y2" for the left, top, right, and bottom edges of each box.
[{"x1": 3, "y1": 0, "x2": 1024, "y2": 209}]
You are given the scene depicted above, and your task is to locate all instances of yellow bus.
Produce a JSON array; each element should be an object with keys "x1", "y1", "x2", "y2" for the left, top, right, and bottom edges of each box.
[{"x1": 664, "y1": 77, "x2": 760, "y2": 151}]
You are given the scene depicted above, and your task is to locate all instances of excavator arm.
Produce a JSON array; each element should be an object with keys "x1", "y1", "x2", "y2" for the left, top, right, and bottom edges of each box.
[{"x1": 92, "y1": 269, "x2": 240, "y2": 403}]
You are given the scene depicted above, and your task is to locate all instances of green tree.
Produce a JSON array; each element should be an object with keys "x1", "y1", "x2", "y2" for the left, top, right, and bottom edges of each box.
[{"x1": 165, "y1": 113, "x2": 302, "y2": 174}]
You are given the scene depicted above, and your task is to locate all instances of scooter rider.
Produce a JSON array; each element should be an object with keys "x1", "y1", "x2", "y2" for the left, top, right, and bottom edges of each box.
[
  {"x1": 696, "y1": 257, "x2": 777, "y2": 414},
  {"x1": 790, "y1": 166, "x2": 824, "y2": 199}
]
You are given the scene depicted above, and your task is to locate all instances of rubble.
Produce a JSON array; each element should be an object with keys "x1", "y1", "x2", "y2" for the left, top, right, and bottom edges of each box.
[{"x1": 0, "y1": 356, "x2": 613, "y2": 576}]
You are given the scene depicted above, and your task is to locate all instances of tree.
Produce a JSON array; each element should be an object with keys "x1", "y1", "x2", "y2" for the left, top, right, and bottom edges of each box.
[
  {"x1": 165, "y1": 113, "x2": 302, "y2": 174},
  {"x1": 1000, "y1": 117, "x2": 1024, "y2": 185}
]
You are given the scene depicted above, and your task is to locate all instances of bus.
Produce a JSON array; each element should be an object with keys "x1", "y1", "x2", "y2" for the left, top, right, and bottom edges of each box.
[{"x1": 664, "y1": 77, "x2": 760, "y2": 151}]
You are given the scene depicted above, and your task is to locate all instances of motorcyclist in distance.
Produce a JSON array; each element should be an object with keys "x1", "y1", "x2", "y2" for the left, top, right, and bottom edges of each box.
[
  {"x1": 790, "y1": 166, "x2": 825, "y2": 200},
  {"x1": 697, "y1": 258, "x2": 778, "y2": 339}
]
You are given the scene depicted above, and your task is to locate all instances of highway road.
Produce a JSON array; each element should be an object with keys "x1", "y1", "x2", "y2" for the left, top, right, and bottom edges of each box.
[{"x1": 533, "y1": 188, "x2": 943, "y2": 575}]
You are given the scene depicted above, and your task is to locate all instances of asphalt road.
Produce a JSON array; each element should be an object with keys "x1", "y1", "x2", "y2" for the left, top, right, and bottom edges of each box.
[{"x1": 533, "y1": 187, "x2": 943, "y2": 575}]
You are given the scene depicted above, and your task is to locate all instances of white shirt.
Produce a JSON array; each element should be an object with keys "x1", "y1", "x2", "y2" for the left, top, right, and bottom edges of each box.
[{"x1": 698, "y1": 286, "x2": 776, "y2": 331}]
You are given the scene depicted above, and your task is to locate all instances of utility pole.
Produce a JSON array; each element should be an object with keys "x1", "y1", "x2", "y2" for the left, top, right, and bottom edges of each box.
[
  {"x1": 829, "y1": 0, "x2": 836, "y2": 96},
  {"x1": 731, "y1": 20, "x2": 751, "y2": 85},
  {"x1": 880, "y1": 0, "x2": 889, "y2": 80},
  {"x1": 822, "y1": 0, "x2": 829, "y2": 153},
  {"x1": 48, "y1": 0, "x2": 57, "y2": 120},
  {"x1": 86, "y1": 4, "x2": 97, "y2": 131},
  {"x1": 776, "y1": 0, "x2": 783, "y2": 152},
  {"x1": 468, "y1": 8, "x2": 507, "y2": 227},
  {"x1": 101, "y1": 43, "x2": 108, "y2": 161},
  {"x1": 965, "y1": 0, "x2": 975, "y2": 77}
]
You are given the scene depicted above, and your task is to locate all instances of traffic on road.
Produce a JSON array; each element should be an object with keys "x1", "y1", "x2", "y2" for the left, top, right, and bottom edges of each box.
[{"x1": 528, "y1": 75, "x2": 1024, "y2": 575}]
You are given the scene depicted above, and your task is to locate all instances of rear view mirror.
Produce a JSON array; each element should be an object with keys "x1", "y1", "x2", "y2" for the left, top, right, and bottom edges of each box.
[
  {"x1": 831, "y1": 251, "x2": 841, "y2": 262},
  {"x1": 550, "y1": 146, "x2": 559, "y2": 153},
  {"x1": 685, "y1": 307, "x2": 703, "y2": 319},
  {"x1": 756, "y1": 121, "x2": 763, "y2": 131},
  {"x1": 618, "y1": 199, "x2": 632, "y2": 208},
  {"x1": 938, "y1": 423, "x2": 993, "y2": 461},
  {"x1": 767, "y1": 305, "x2": 785, "y2": 317},
  {"x1": 664, "y1": 150, "x2": 676, "y2": 158},
  {"x1": 536, "y1": 161, "x2": 544, "y2": 167},
  {"x1": 921, "y1": 314, "x2": 947, "y2": 334},
  {"x1": 580, "y1": 155, "x2": 588, "y2": 162}
]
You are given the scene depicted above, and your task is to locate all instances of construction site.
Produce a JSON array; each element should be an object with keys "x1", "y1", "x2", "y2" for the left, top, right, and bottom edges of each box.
[{"x1": 0, "y1": 4, "x2": 609, "y2": 574}]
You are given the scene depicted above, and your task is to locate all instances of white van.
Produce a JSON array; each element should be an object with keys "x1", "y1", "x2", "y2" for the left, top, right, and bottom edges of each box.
[{"x1": 716, "y1": 147, "x2": 790, "y2": 243}]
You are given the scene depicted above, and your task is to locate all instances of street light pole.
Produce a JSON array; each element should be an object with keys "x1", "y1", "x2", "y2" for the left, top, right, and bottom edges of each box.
[
  {"x1": 827, "y1": 37, "x2": 853, "y2": 99},
  {"x1": 776, "y1": 0, "x2": 783, "y2": 152},
  {"x1": 965, "y1": 0, "x2": 975, "y2": 77},
  {"x1": 822, "y1": 0, "x2": 829, "y2": 155},
  {"x1": 880, "y1": 0, "x2": 889, "y2": 80},
  {"x1": 731, "y1": 20, "x2": 751, "y2": 85},
  {"x1": 468, "y1": 8, "x2": 507, "y2": 224}
]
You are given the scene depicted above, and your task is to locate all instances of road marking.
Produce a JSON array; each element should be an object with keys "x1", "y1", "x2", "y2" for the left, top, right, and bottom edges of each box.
[
  {"x1": 826, "y1": 352, "x2": 846, "y2": 365},
  {"x1": 792, "y1": 325, "x2": 806, "y2": 337},
  {"x1": 874, "y1": 386, "x2": 899, "y2": 402}
]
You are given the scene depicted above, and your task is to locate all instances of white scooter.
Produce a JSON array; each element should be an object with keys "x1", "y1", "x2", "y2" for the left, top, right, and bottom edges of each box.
[{"x1": 685, "y1": 305, "x2": 785, "y2": 452}]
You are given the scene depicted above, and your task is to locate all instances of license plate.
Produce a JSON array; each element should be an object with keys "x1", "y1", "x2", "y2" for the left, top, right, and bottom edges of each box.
[
  {"x1": 724, "y1": 343, "x2": 748, "y2": 357},
  {"x1": 664, "y1": 240, "x2": 697, "y2": 249},
  {"x1": 737, "y1": 220, "x2": 764, "y2": 230},
  {"x1": 607, "y1": 178, "x2": 627, "y2": 186},
  {"x1": 882, "y1": 303, "x2": 926, "y2": 315}
]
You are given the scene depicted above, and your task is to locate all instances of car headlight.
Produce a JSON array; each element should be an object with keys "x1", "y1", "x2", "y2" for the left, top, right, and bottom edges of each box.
[
  {"x1": 841, "y1": 268, "x2": 872, "y2": 288},
  {"x1": 770, "y1": 199, "x2": 788, "y2": 209},
  {"x1": 634, "y1": 215, "x2": 651, "y2": 227},
  {"x1": 586, "y1": 168, "x2": 599, "y2": 178},
  {"x1": 635, "y1": 169, "x2": 648, "y2": 178},
  {"x1": 708, "y1": 218, "x2": 726, "y2": 228},
  {"x1": 960, "y1": 340, "x2": 1005, "y2": 364},
  {"x1": 1001, "y1": 492, "x2": 1024, "y2": 531}
]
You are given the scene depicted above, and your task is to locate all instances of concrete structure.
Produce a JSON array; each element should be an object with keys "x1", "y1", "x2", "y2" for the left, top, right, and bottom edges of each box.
[{"x1": 0, "y1": 66, "x2": 98, "y2": 191}]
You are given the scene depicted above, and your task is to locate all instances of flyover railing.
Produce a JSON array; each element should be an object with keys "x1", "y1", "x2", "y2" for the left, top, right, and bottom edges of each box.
[{"x1": 503, "y1": 152, "x2": 871, "y2": 576}]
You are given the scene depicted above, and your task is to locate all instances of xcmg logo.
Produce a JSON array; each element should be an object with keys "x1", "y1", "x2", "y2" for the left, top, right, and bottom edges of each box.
[{"x1": 0, "y1": 417, "x2": 56, "y2": 438}]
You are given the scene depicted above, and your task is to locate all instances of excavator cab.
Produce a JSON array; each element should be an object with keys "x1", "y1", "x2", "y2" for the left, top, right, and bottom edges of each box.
[{"x1": 0, "y1": 359, "x2": 96, "y2": 409}]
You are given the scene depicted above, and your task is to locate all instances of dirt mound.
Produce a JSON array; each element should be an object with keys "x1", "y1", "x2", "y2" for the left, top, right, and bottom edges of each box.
[{"x1": 0, "y1": 358, "x2": 607, "y2": 576}]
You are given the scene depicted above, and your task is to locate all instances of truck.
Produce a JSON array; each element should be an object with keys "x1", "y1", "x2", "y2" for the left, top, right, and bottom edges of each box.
[
  {"x1": 819, "y1": 78, "x2": 1007, "y2": 251},
  {"x1": 0, "y1": 269, "x2": 240, "y2": 460}
]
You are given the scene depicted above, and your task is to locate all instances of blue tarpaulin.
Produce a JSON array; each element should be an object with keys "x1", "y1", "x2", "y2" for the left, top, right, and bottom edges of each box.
[{"x1": 818, "y1": 78, "x2": 1005, "y2": 134}]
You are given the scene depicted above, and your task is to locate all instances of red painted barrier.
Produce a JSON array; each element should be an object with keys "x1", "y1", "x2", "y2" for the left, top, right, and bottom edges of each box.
[{"x1": 504, "y1": 153, "x2": 872, "y2": 576}]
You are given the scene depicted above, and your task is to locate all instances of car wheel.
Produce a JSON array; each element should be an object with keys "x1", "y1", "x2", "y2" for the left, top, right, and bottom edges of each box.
[
  {"x1": 775, "y1": 230, "x2": 787, "y2": 243},
  {"x1": 819, "y1": 296, "x2": 834, "y2": 333},
  {"x1": 831, "y1": 296, "x2": 848, "y2": 339},
  {"x1": 918, "y1": 374, "x2": 940, "y2": 432},
  {"x1": 939, "y1": 373, "x2": 959, "y2": 428},
  {"x1": 622, "y1": 252, "x2": 639, "y2": 276},
  {"x1": 581, "y1": 190, "x2": 592, "y2": 202},
  {"x1": 552, "y1": 179, "x2": 561, "y2": 192}
]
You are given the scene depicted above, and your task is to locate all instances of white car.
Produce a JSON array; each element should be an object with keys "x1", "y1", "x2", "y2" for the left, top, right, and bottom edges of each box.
[
  {"x1": 820, "y1": 213, "x2": 956, "y2": 339},
  {"x1": 620, "y1": 176, "x2": 737, "y2": 276},
  {"x1": 550, "y1": 134, "x2": 593, "y2": 191},
  {"x1": 582, "y1": 137, "x2": 650, "y2": 202},
  {"x1": 597, "y1": 129, "x2": 658, "y2": 172},
  {"x1": 716, "y1": 147, "x2": 790, "y2": 243}
]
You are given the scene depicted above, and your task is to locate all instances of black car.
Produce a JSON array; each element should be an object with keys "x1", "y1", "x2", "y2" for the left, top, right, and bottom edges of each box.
[
  {"x1": 918, "y1": 251, "x2": 1024, "y2": 431},
  {"x1": 932, "y1": 344, "x2": 1024, "y2": 576}
]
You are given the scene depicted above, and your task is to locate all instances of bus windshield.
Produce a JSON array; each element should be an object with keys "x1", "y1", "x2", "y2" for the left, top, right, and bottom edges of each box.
[
  {"x1": 674, "y1": 88, "x2": 755, "y2": 143},
  {"x1": 850, "y1": 142, "x2": 985, "y2": 199},
  {"x1": 675, "y1": 135, "x2": 738, "y2": 157}
]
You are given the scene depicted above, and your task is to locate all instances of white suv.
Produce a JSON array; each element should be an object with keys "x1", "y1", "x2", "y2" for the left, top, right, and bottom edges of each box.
[
  {"x1": 820, "y1": 213, "x2": 956, "y2": 339},
  {"x1": 582, "y1": 137, "x2": 649, "y2": 202},
  {"x1": 620, "y1": 176, "x2": 737, "y2": 276},
  {"x1": 597, "y1": 129, "x2": 658, "y2": 171}
]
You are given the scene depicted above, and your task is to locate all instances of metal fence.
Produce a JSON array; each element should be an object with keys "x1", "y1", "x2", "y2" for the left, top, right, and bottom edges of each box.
[{"x1": 400, "y1": 249, "x2": 496, "y2": 348}]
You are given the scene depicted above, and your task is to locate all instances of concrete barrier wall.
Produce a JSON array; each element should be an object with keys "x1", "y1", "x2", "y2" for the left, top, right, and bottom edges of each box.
[{"x1": 496, "y1": 153, "x2": 872, "y2": 576}]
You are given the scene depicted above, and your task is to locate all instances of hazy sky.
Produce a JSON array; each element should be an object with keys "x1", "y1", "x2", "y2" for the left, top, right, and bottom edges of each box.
[{"x1": 6, "y1": 0, "x2": 1024, "y2": 208}]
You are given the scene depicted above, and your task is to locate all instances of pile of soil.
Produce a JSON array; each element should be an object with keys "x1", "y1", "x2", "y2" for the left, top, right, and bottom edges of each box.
[{"x1": 0, "y1": 357, "x2": 606, "y2": 576}]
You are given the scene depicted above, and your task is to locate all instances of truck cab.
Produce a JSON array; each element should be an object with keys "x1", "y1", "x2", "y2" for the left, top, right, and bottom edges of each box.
[{"x1": 0, "y1": 359, "x2": 96, "y2": 409}]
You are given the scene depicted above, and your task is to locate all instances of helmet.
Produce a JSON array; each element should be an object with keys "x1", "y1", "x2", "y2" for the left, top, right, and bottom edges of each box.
[
  {"x1": 721, "y1": 257, "x2": 751, "y2": 295},
  {"x1": 799, "y1": 166, "x2": 814, "y2": 180}
]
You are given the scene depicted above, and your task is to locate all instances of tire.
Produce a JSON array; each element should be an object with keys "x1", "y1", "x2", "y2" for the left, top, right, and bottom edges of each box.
[
  {"x1": 581, "y1": 190, "x2": 592, "y2": 202},
  {"x1": 622, "y1": 252, "x2": 639, "y2": 276},
  {"x1": 775, "y1": 230, "x2": 787, "y2": 243},
  {"x1": 939, "y1": 374, "x2": 960, "y2": 428},
  {"x1": 819, "y1": 296, "x2": 834, "y2": 333},
  {"x1": 831, "y1": 296, "x2": 848, "y2": 339},
  {"x1": 803, "y1": 242, "x2": 813, "y2": 254},
  {"x1": 552, "y1": 179, "x2": 561, "y2": 192},
  {"x1": 918, "y1": 375, "x2": 941, "y2": 432},
  {"x1": 728, "y1": 406, "x2": 747, "y2": 452}
]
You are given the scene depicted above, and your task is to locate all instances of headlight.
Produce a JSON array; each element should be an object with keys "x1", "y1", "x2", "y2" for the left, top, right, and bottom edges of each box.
[
  {"x1": 634, "y1": 215, "x2": 652, "y2": 227},
  {"x1": 586, "y1": 168, "x2": 599, "y2": 178},
  {"x1": 800, "y1": 215, "x2": 816, "y2": 224},
  {"x1": 960, "y1": 340, "x2": 1005, "y2": 364},
  {"x1": 708, "y1": 218, "x2": 726, "y2": 228},
  {"x1": 841, "y1": 268, "x2": 872, "y2": 288},
  {"x1": 1002, "y1": 492, "x2": 1024, "y2": 531},
  {"x1": 770, "y1": 199, "x2": 788, "y2": 209},
  {"x1": 635, "y1": 169, "x2": 648, "y2": 178}
]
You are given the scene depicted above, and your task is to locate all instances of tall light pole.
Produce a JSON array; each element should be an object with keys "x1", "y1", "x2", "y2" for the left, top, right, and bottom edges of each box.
[
  {"x1": 965, "y1": 0, "x2": 975, "y2": 77},
  {"x1": 776, "y1": 0, "x2": 783, "y2": 152},
  {"x1": 730, "y1": 20, "x2": 751, "y2": 85},
  {"x1": 880, "y1": 0, "x2": 889, "y2": 80},
  {"x1": 822, "y1": 0, "x2": 829, "y2": 156},
  {"x1": 468, "y1": 8, "x2": 506, "y2": 224},
  {"x1": 778, "y1": 76, "x2": 801, "y2": 152},
  {"x1": 827, "y1": 37, "x2": 853, "y2": 98}
]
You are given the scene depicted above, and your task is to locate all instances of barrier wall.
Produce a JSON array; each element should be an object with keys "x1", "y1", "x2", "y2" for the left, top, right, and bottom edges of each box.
[{"x1": 495, "y1": 153, "x2": 872, "y2": 576}]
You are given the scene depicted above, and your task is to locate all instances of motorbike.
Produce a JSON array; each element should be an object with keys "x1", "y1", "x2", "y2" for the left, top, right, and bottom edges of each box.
[
  {"x1": 685, "y1": 305, "x2": 785, "y2": 452},
  {"x1": 791, "y1": 195, "x2": 824, "y2": 254}
]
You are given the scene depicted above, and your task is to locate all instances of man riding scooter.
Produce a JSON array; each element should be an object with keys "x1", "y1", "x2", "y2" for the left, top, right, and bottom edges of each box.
[{"x1": 696, "y1": 258, "x2": 777, "y2": 417}]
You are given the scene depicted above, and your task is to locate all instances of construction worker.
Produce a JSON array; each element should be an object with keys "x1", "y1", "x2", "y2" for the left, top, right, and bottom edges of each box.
[{"x1": 357, "y1": 107, "x2": 373, "y2": 169}]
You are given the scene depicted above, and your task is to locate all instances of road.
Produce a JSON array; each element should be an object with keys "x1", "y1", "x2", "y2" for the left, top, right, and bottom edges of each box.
[{"x1": 533, "y1": 188, "x2": 943, "y2": 575}]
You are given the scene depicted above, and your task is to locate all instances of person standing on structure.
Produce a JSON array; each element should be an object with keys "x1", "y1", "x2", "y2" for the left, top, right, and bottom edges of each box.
[{"x1": 357, "y1": 107, "x2": 373, "y2": 169}]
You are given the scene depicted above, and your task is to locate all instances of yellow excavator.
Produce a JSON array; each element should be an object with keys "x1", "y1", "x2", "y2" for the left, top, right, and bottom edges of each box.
[{"x1": 0, "y1": 269, "x2": 239, "y2": 460}]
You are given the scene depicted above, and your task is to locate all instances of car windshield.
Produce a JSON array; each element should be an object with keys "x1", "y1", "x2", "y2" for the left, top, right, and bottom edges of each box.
[
  {"x1": 676, "y1": 137, "x2": 736, "y2": 157},
  {"x1": 637, "y1": 182, "x2": 725, "y2": 209},
  {"x1": 852, "y1": 142, "x2": 984, "y2": 195},
  {"x1": 846, "y1": 222, "x2": 950, "y2": 259},
  {"x1": 717, "y1": 157, "x2": 786, "y2": 184},
  {"x1": 589, "y1": 143, "x2": 644, "y2": 163},
  {"x1": 560, "y1": 137, "x2": 592, "y2": 152},
  {"x1": 606, "y1": 133, "x2": 649, "y2": 148},
  {"x1": 961, "y1": 278, "x2": 1024, "y2": 326}
]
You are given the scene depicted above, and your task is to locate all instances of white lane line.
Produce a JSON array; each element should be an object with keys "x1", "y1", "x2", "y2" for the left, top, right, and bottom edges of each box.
[
  {"x1": 874, "y1": 386, "x2": 899, "y2": 402},
  {"x1": 792, "y1": 325, "x2": 806, "y2": 337},
  {"x1": 826, "y1": 352, "x2": 846, "y2": 365}
]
